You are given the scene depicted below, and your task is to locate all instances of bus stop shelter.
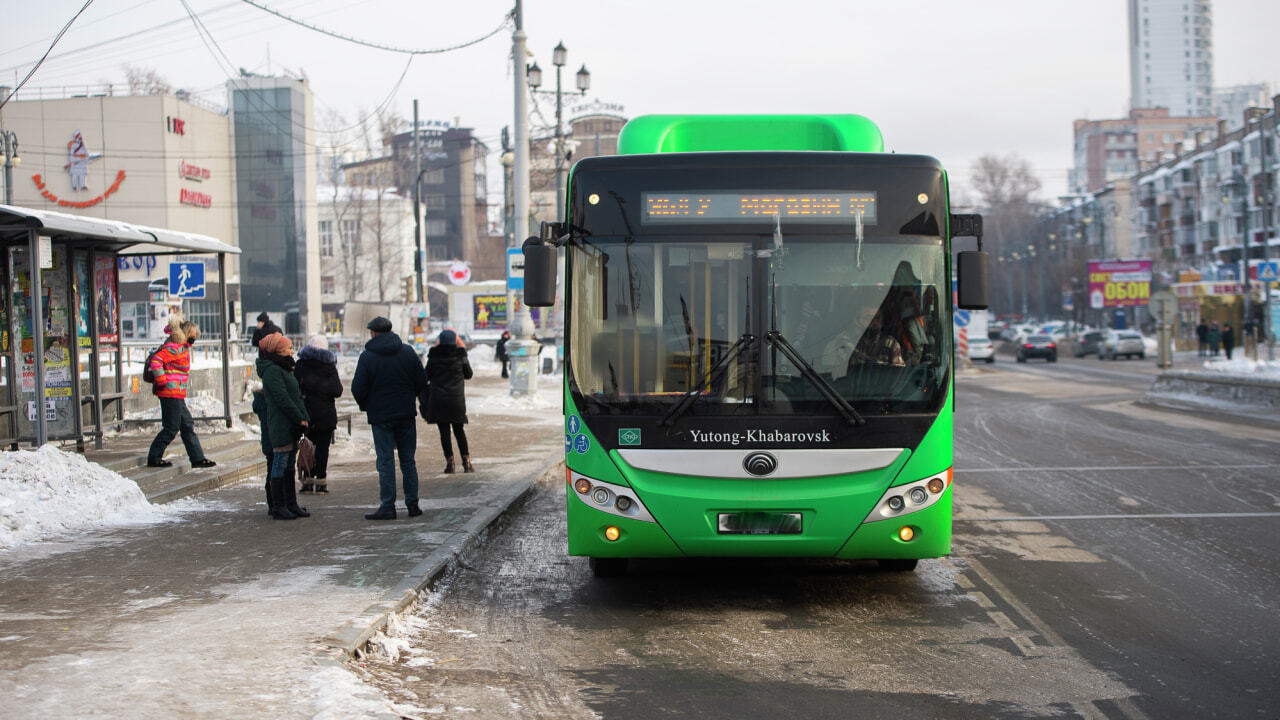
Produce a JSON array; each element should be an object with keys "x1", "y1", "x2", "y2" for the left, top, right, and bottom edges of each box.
[{"x1": 0, "y1": 204, "x2": 241, "y2": 449}]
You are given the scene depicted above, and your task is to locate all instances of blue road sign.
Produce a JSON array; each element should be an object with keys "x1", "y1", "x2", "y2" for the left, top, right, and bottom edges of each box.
[
  {"x1": 169, "y1": 262, "x2": 206, "y2": 299},
  {"x1": 1258, "y1": 261, "x2": 1280, "y2": 282},
  {"x1": 954, "y1": 309, "x2": 971, "y2": 327},
  {"x1": 507, "y1": 248, "x2": 525, "y2": 291}
]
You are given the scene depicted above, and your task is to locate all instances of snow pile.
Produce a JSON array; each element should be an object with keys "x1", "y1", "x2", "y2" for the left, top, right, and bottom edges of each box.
[
  {"x1": 308, "y1": 664, "x2": 401, "y2": 720},
  {"x1": 1196, "y1": 356, "x2": 1280, "y2": 378},
  {"x1": 0, "y1": 446, "x2": 165, "y2": 549}
]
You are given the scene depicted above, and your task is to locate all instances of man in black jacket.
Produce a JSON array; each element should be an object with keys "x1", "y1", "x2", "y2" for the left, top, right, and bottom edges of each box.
[{"x1": 351, "y1": 317, "x2": 427, "y2": 519}]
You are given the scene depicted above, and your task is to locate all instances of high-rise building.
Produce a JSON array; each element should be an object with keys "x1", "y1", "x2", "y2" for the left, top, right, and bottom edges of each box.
[
  {"x1": 1071, "y1": 108, "x2": 1218, "y2": 193},
  {"x1": 1215, "y1": 83, "x2": 1273, "y2": 132},
  {"x1": 1128, "y1": 0, "x2": 1214, "y2": 117},
  {"x1": 228, "y1": 74, "x2": 319, "y2": 336}
]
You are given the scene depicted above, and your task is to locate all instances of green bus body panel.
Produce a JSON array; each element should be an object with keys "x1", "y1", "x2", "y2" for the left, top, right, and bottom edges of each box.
[
  {"x1": 563, "y1": 112, "x2": 958, "y2": 561},
  {"x1": 617, "y1": 114, "x2": 884, "y2": 154}
]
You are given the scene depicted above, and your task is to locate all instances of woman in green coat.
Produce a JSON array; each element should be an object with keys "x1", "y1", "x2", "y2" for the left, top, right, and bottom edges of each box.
[{"x1": 256, "y1": 333, "x2": 311, "y2": 520}]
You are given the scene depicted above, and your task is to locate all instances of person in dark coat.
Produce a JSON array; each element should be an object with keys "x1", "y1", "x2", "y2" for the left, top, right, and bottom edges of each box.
[
  {"x1": 424, "y1": 328, "x2": 474, "y2": 473},
  {"x1": 351, "y1": 317, "x2": 426, "y2": 520},
  {"x1": 1221, "y1": 323, "x2": 1235, "y2": 360},
  {"x1": 1208, "y1": 321, "x2": 1221, "y2": 357},
  {"x1": 256, "y1": 333, "x2": 311, "y2": 520},
  {"x1": 1195, "y1": 320, "x2": 1209, "y2": 357},
  {"x1": 295, "y1": 334, "x2": 342, "y2": 494},
  {"x1": 495, "y1": 330, "x2": 510, "y2": 378},
  {"x1": 250, "y1": 312, "x2": 285, "y2": 511}
]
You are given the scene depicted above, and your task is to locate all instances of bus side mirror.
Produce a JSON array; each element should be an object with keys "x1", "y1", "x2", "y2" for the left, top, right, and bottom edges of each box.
[
  {"x1": 956, "y1": 251, "x2": 989, "y2": 310},
  {"x1": 523, "y1": 237, "x2": 558, "y2": 307}
]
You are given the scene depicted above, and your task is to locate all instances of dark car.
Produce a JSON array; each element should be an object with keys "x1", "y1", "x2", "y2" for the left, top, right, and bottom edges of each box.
[
  {"x1": 1073, "y1": 330, "x2": 1104, "y2": 358},
  {"x1": 1016, "y1": 334, "x2": 1058, "y2": 363}
]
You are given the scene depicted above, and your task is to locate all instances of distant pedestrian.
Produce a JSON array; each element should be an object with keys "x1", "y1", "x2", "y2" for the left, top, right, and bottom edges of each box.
[
  {"x1": 423, "y1": 329, "x2": 475, "y2": 474},
  {"x1": 1221, "y1": 323, "x2": 1235, "y2": 360},
  {"x1": 251, "y1": 312, "x2": 282, "y2": 348},
  {"x1": 495, "y1": 330, "x2": 510, "y2": 378},
  {"x1": 351, "y1": 317, "x2": 426, "y2": 520},
  {"x1": 1208, "y1": 321, "x2": 1221, "y2": 357},
  {"x1": 1196, "y1": 320, "x2": 1208, "y2": 357},
  {"x1": 256, "y1": 333, "x2": 311, "y2": 520},
  {"x1": 295, "y1": 334, "x2": 343, "y2": 494},
  {"x1": 147, "y1": 318, "x2": 216, "y2": 469}
]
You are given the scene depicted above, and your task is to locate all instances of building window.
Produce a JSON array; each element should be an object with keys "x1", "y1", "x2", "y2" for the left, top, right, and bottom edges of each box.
[
  {"x1": 322, "y1": 276, "x2": 335, "y2": 294},
  {"x1": 341, "y1": 218, "x2": 360, "y2": 251},
  {"x1": 420, "y1": 168, "x2": 444, "y2": 184},
  {"x1": 319, "y1": 220, "x2": 334, "y2": 257},
  {"x1": 424, "y1": 194, "x2": 445, "y2": 211},
  {"x1": 428, "y1": 246, "x2": 448, "y2": 260},
  {"x1": 184, "y1": 300, "x2": 222, "y2": 338},
  {"x1": 424, "y1": 219, "x2": 446, "y2": 236}
]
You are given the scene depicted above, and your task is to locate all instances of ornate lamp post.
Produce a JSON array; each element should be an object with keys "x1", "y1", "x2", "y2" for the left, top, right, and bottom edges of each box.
[{"x1": 528, "y1": 41, "x2": 591, "y2": 219}]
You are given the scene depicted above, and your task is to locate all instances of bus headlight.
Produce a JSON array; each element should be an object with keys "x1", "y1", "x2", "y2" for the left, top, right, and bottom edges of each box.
[
  {"x1": 865, "y1": 468, "x2": 952, "y2": 523},
  {"x1": 567, "y1": 471, "x2": 657, "y2": 524}
]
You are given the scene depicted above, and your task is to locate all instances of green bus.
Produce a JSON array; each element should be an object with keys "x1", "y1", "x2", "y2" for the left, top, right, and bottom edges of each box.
[{"x1": 523, "y1": 114, "x2": 988, "y2": 576}]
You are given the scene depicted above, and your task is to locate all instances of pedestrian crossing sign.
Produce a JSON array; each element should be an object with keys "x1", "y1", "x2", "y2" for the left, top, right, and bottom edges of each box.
[{"x1": 1258, "y1": 262, "x2": 1279, "y2": 282}]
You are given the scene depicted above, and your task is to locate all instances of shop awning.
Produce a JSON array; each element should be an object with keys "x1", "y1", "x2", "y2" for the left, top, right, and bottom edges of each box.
[{"x1": 0, "y1": 204, "x2": 240, "y2": 255}]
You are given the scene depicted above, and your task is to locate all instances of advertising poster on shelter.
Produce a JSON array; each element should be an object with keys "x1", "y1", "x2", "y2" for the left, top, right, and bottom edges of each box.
[
  {"x1": 95, "y1": 256, "x2": 119, "y2": 347},
  {"x1": 1088, "y1": 260, "x2": 1152, "y2": 308},
  {"x1": 473, "y1": 295, "x2": 507, "y2": 329}
]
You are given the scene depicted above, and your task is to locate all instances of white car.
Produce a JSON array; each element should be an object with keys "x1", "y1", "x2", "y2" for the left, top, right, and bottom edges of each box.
[
  {"x1": 1100, "y1": 329, "x2": 1145, "y2": 360},
  {"x1": 968, "y1": 336, "x2": 996, "y2": 363}
]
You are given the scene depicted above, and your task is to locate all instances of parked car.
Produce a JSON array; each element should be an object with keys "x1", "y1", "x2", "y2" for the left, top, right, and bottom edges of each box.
[
  {"x1": 1100, "y1": 329, "x2": 1145, "y2": 360},
  {"x1": 968, "y1": 336, "x2": 996, "y2": 363},
  {"x1": 1073, "y1": 330, "x2": 1105, "y2": 358},
  {"x1": 1016, "y1": 334, "x2": 1058, "y2": 363}
]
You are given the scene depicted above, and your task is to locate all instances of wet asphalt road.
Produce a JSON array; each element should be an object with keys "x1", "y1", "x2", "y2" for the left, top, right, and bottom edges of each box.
[{"x1": 358, "y1": 360, "x2": 1280, "y2": 719}]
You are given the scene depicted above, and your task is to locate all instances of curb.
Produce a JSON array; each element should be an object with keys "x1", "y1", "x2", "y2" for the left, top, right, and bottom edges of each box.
[
  {"x1": 1134, "y1": 395, "x2": 1280, "y2": 431},
  {"x1": 318, "y1": 452, "x2": 565, "y2": 663}
]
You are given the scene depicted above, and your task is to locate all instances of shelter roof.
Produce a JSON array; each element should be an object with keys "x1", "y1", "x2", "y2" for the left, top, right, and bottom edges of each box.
[{"x1": 0, "y1": 205, "x2": 240, "y2": 255}]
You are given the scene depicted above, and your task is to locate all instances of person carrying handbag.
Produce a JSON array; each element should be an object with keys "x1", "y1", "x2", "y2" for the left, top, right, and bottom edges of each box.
[{"x1": 256, "y1": 333, "x2": 311, "y2": 520}]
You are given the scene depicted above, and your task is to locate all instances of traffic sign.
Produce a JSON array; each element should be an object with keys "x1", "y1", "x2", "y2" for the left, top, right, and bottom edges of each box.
[
  {"x1": 507, "y1": 248, "x2": 525, "y2": 291},
  {"x1": 169, "y1": 261, "x2": 205, "y2": 299},
  {"x1": 1258, "y1": 261, "x2": 1280, "y2": 282},
  {"x1": 1148, "y1": 290, "x2": 1178, "y2": 324},
  {"x1": 953, "y1": 309, "x2": 970, "y2": 327}
]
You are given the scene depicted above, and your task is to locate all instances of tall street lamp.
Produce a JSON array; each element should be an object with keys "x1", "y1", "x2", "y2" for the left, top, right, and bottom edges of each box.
[
  {"x1": 1, "y1": 129, "x2": 20, "y2": 205},
  {"x1": 528, "y1": 41, "x2": 590, "y2": 219}
]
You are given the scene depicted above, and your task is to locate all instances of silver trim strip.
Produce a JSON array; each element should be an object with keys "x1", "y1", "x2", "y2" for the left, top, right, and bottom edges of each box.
[{"x1": 616, "y1": 448, "x2": 905, "y2": 479}]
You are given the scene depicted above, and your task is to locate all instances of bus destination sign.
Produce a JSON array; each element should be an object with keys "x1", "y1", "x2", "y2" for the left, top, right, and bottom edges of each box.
[{"x1": 642, "y1": 191, "x2": 877, "y2": 224}]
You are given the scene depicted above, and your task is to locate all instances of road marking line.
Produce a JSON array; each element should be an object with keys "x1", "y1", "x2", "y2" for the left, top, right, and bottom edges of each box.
[
  {"x1": 965, "y1": 557, "x2": 1152, "y2": 720},
  {"x1": 956, "y1": 464, "x2": 1273, "y2": 473},
  {"x1": 958, "y1": 512, "x2": 1280, "y2": 522}
]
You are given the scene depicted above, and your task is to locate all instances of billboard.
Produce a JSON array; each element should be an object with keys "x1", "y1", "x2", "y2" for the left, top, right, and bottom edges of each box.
[{"x1": 1088, "y1": 260, "x2": 1152, "y2": 309}]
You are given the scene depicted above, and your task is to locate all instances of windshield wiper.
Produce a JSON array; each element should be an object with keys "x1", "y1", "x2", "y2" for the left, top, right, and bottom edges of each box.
[
  {"x1": 660, "y1": 333, "x2": 756, "y2": 428},
  {"x1": 766, "y1": 331, "x2": 865, "y2": 426}
]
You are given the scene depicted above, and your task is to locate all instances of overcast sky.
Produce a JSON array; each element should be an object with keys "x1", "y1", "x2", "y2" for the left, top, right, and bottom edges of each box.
[{"x1": 4, "y1": 0, "x2": 1279, "y2": 202}]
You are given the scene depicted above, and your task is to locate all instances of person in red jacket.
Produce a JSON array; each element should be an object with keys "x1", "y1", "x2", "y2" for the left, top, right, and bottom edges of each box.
[{"x1": 146, "y1": 318, "x2": 216, "y2": 468}]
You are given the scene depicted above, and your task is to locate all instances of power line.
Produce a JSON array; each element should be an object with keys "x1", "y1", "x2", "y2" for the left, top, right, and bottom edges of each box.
[
  {"x1": 1, "y1": 0, "x2": 98, "y2": 109},
  {"x1": 237, "y1": 0, "x2": 514, "y2": 55}
]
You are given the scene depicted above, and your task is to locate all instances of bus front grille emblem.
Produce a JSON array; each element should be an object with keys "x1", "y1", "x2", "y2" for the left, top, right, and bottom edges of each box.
[{"x1": 743, "y1": 452, "x2": 778, "y2": 477}]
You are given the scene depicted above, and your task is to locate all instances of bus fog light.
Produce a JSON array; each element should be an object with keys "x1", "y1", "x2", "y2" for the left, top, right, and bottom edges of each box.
[
  {"x1": 909, "y1": 487, "x2": 928, "y2": 505},
  {"x1": 927, "y1": 478, "x2": 945, "y2": 494},
  {"x1": 886, "y1": 496, "x2": 904, "y2": 512},
  {"x1": 591, "y1": 487, "x2": 611, "y2": 505},
  {"x1": 898, "y1": 526, "x2": 915, "y2": 542},
  {"x1": 615, "y1": 496, "x2": 633, "y2": 512},
  {"x1": 604, "y1": 526, "x2": 621, "y2": 541},
  {"x1": 574, "y1": 477, "x2": 592, "y2": 494}
]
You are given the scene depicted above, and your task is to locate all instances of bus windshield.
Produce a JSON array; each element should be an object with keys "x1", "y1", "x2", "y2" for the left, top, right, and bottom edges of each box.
[{"x1": 567, "y1": 233, "x2": 949, "y2": 418}]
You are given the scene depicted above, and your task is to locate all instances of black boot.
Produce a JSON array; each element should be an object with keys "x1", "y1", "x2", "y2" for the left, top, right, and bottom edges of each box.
[
  {"x1": 268, "y1": 477, "x2": 298, "y2": 520},
  {"x1": 407, "y1": 502, "x2": 422, "y2": 517},
  {"x1": 365, "y1": 505, "x2": 397, "y2": 520},
  {"x1": 283, "y1": 476, "x2": 309, "y2": 518},
  {"x1": 264, "y1": 478, "x2": 275, "y2": 517},
  {"x1": 444, "y1": 456, "x2": 455, "y2": 474}
]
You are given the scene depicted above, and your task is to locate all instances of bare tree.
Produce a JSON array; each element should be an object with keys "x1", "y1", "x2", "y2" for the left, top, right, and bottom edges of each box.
[
  {"x1": 968, "y1": 154, "x2": 1048, "y2": 319},
  {"x1": 123, "y1": 65, "x2": 170, "y2": 95}
]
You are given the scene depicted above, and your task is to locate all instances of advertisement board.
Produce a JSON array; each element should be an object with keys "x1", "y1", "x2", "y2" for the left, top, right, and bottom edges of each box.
[{"x1": 1088, "y1": 260, "x2": 1152, "y2": 309}]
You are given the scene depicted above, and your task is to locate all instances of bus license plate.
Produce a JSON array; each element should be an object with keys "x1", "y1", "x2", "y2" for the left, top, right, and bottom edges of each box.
[{"x1": 717, "y1": 512, "x2": 802, "y2": 535}]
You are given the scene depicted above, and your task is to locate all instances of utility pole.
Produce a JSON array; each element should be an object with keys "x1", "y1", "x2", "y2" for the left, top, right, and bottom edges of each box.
[
  {"x1": 1259, "y1": 112, "x2": 1275, "y2": 361},
  {"x1": 412, "y1": 100, "x2": 424, "y2": 304},
  {"x1": 508, "y1": 0, "x2": 539, "y2": 395}
]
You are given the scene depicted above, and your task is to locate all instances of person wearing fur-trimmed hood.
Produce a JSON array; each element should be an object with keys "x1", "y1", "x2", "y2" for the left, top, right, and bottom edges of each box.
[
  {"x1": 423, "y1": 328, "x2": 474, "y2": 473},
  {"x1": 294, "y1": 334, "x2": 342, "y2": 493}
]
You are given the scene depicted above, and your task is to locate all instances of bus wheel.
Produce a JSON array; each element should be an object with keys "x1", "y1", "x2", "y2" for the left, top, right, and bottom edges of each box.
[
  {"x1": 877, "y1": 558, "x2": 918, "y2": 572},
  {"x1": 590, "y1": 557, "x2": 629, "y2": 577}
]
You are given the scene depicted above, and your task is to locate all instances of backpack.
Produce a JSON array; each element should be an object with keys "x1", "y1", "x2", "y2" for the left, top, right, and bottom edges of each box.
[{"x1": 141, "y1": 344, "x2": 165, "y2": 383}]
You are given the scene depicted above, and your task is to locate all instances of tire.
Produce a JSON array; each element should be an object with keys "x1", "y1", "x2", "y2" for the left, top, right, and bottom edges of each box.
[
  {"x1": 878, "y1": 558, "x2": 918, "y2": 572},
  {"x1": 589, "y1": 557, "x2": 629, "y2": 578},
  {"x1": 987, "y1": 357, "x2": 995, "y2": 364},
  {"x1": 1138, "y1": 352, "x2": 1145, "y2": 360},
  {"x1": 1049, "y1": 354, "x2": 1057, "y2": 362}
]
